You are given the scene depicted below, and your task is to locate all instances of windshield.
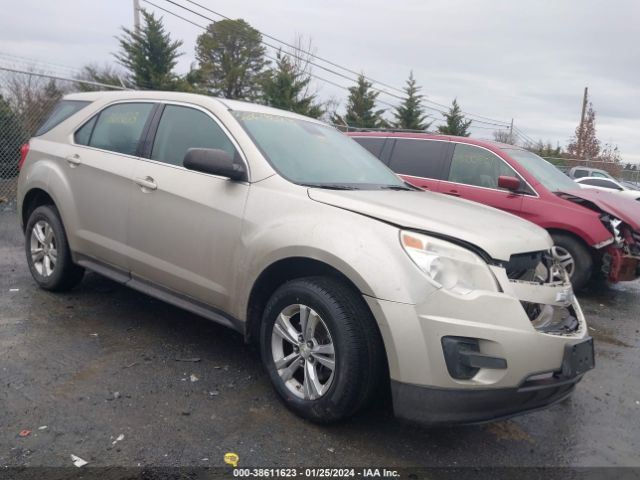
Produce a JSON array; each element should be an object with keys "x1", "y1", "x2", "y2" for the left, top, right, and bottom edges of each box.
[
  {"x1": 232, "y1": 111, "x2": 407, "y2": 189},
  {"x1": 503, "y1": 149, "x2": 579, "y2": 192}
]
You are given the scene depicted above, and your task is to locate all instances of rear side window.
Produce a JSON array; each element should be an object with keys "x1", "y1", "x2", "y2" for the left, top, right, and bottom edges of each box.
[
  {"x1": 448, "y1": 143, "x2": 517, "y2": 189},
  {"x1": 573, "y1": 169, "x2": 588, "y2": 178},
  {"x1": 353, "y1": 137, "x2": 386, "y2": 159},
  {"x1": 80, "y1": 103, "x2": 154, "y2": 156},
  {"x1": 582, "y1": 178, "x2": 621, "y2": 190},
  {"x1": 35, "y1": 100, "x2": 90, "y2": 136},
  {"x1": 389, "y1": 139, "x2": 449, "y2": 179},
  {"x1": 151, "y1": 105, "x2": 236, "y2": 166}
]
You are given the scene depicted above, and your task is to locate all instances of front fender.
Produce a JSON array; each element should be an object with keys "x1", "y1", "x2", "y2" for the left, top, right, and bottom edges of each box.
[{"x1": 230, "y1": 181, "x2": 436, "y2": 320}]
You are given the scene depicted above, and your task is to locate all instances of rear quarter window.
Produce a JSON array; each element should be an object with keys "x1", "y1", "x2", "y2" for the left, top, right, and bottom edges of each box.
[{"x1": 34, "y1": 100, "x2": 91, "y2": 136}]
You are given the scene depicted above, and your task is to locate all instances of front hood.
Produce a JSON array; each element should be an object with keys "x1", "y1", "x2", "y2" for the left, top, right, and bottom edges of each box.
[
  {"x1": 308, "y1": 189, "x2": 551, "y2": 261},
  {"x1": 557, "y1": 188, "x2": 640, "y2": 230}
]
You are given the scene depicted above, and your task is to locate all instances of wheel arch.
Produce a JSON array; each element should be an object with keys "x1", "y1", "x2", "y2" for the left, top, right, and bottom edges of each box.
[
  {"x1": 546, "y1": 228, "x2": 596, "y2": 253},
  {"x1": 245, "y1": 257, "x2": 382, "y2": 347},
  {"x1": 21, "y1": 188, "x2": 56, "y2": 232}
]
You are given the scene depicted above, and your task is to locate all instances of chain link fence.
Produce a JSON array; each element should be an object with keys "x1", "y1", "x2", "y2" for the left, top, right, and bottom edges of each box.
[{"x1": 0, "y1": 67, "x2": 122, "y2": 208}]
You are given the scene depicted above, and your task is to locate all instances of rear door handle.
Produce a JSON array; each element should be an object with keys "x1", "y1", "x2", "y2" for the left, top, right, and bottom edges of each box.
[
  {"x1": 65, "y1": 154, "x2": 81, "y2": 167},
  {"x1": 134, "y1": 176, "x2": 157, "y2": 191},
  {"x1": 444, "y1": 189, "x2": 460, "y2": 197}
]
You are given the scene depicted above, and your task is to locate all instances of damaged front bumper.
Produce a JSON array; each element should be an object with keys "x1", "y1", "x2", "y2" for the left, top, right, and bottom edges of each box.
[
  {"x1": 599, "y1": 214, "x2": 640, "y2": 282},
  {"x1": 365, "y1": 255, "x2": 593, "y2": 425}
]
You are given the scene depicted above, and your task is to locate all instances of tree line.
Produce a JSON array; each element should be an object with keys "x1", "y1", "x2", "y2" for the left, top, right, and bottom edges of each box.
[
  {"x1": 1, "y1": 10, "x2": 627, "y2": 179},
  {"x1": 78, "y1": 11, "x2": 474, "y2": 135}
]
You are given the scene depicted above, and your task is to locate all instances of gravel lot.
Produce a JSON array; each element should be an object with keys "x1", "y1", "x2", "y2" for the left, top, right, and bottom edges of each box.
[{"x1": 1, "y1": 208, "x2": 639, "y2": 469}]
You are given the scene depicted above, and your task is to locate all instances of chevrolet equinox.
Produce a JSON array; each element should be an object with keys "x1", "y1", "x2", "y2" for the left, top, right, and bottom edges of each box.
[{"x1": 17, "y1": 91, "x2": 594, "y2": 424}]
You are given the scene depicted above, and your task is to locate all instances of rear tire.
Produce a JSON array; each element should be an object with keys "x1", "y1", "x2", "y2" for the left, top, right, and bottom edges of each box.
[
  {"x1": 550, "y1": 233, "x2": 592, "y2": 291},
  {"x1": 25, "y1": 205, "x2": 84, "y2": 291},
  {"x1": 260, "y1": 276, "x2": 385, "y2": 423}
]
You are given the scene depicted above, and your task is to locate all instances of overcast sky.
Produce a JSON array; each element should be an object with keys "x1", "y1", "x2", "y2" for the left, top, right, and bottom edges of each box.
[{"x1": 1, "y1": 0, "x2": 639, "y2": 162}]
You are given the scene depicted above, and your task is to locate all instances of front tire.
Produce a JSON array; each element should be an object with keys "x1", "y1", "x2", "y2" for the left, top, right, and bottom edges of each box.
[
  {"x1": 260, "y1": 277, "x2": 384, "y2": 423},
  {"x1": 25, "y1": 205, "x2": 84, "y2": 291},
  {"x1": 550, "y1": 233, "x2": 592, "y2": 291}
]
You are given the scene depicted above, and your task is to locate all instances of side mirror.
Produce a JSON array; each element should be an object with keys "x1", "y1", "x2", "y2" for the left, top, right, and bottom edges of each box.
[
  {"x1": 183, "y1": 148, "x2": 247, "y2": 181},
  {"x1": 498, "y1": 175, "x2": 521, "y2": 191}
]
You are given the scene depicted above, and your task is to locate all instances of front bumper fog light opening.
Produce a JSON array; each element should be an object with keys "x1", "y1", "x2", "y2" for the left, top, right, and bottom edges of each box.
[{"x1": 441, "y1": 336, "x2": 508, "y2": 380}]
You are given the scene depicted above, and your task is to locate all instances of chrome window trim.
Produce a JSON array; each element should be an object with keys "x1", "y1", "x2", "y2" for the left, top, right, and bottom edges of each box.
[
  {"x1": 350, "y1": 136, "x2": 539, "y2": 198},
  {"x1": 69, "y1": 99, "x2": 251, "y2": 183}
]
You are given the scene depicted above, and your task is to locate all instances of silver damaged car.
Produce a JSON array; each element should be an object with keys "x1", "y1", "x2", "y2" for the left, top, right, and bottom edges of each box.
[{"x1": 17, "y1": 91, "x2": 594, "y2": 424}]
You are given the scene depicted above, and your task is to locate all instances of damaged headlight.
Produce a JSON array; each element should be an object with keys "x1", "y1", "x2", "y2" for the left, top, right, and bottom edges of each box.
[{"x1": 400, "y1": 231, "x2": 498, "y2": 294}]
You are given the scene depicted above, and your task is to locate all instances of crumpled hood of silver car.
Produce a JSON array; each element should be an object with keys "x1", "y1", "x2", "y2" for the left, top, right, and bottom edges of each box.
[{"x1": 308, "y1": 188, "x2": 552, "y2": 261}]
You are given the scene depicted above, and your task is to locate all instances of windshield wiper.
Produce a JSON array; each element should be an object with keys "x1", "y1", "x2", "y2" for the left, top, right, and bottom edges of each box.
[
  {"x1": 377, "y1": 184, "x2": 415, "y2": 191},
  {"x1": 302, "y1": 183, "x2": 360, "y2": 190}
]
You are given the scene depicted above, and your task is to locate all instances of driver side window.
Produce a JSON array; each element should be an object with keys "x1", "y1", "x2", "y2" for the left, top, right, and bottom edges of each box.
[
  {"x1": 448, "y1": 143, "x2": 517, "y2": 190},
  {"x1": 151, "y1": 105, "x2": 237, "y2": 167}
]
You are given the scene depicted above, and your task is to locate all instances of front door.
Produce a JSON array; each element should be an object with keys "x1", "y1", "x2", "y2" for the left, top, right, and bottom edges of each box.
[
  {"x1": 440, "y1": 143, "x2": 525, "y2": 216},
  {"x1": 127, "y1": 104, "x2": 249, "y2": 310}
]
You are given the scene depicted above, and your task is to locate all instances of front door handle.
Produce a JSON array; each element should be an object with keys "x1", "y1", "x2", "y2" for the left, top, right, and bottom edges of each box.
[
  {"x1": 134, "y1": 176, "x2": 157, "y2": 191},
  {"x1": 444, "y1": 189, "x2": 460, "y2": 197},
  {"x1": 65, "y1": 154, "x2": 81, "y2": 167}
]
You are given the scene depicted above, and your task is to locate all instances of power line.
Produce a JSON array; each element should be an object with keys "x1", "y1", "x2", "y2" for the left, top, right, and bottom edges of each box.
[
  {"x1": 141, "y1": 0, "x2": 536, "y2": 136},
  {"x1": 141, "y1": 0, "x2": 406, "y2": 108},
  {"x1": 152, "y1": 0, "x2": 514, "y2": 126},
  {"x1": 179, "y1": 0, "x2": 512, "y2": 127},
  {"x1": 0, "y1": 52, "x2": 83, "y2": 77},
  {"x1": 0, "y1": 65, "x2": 126, "y2": 90},
  {"x1": 180, "y1": 0, "x2": 509, "y2": 125}
]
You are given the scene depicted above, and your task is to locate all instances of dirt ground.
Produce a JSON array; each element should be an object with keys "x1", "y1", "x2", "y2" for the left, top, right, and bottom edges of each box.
[{"x1": 1, "y1": 209, "x2": 639, "y2": 469}]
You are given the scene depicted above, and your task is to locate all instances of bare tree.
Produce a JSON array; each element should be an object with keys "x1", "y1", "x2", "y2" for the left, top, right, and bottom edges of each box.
[
  {"x1": 3, "y1": 70, "x2": 66, "y2": 136},
  {"x1": 492, "y1": 129, "x2": 516, "y2": 145},
  {"x1": 74, "y1": 63, "x2": 130, "y2": 91}
]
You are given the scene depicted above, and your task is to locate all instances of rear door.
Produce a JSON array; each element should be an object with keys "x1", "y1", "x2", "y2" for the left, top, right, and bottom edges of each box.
[
  {"x1": 387, "y1": 138, "x2": 451, "y2": 191},
  {"x1": 441, "y1": 143, "x2": 526, "y2": 216},
  {"x1": 69, "y1": 101, "x2": 156, "y2": 270},
  {"x1": 127, "y1": 103, "x2": 249, "y2": 309}
]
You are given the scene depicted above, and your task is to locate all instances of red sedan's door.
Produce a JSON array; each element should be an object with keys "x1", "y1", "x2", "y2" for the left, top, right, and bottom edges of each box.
[
  {"x1": 387, "y1": 138, "x2": 452, "y2": 191},
  {"x1": 440, "y1": 143, "x2": 526, "y2": 216}
]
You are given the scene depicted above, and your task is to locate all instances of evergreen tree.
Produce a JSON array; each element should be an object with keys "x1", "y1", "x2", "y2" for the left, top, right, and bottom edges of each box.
[
  {"x1": 333, "y1": 74, "x2": 386, "y2": 129},
  {"x1": 393, "y1": 72, "x2": 430, "y2": 130},
  {"x1": 567, "y1": 103, "x2": 600, "y2": 159},
  {"x1": 195, "y1": 19, "x2": 268, "y2": 100},
  {"x1": 262, "y1": 50, "x2": 323, "y2": 118},
  {"x1": 115, "y1": 10, "x2": 183, "y2": 90},
  {"x1": 437, "y1": 99, "x2": 472, "y2": 136}
]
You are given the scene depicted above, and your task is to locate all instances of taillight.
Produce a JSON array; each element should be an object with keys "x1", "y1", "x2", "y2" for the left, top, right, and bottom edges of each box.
[{"x1": 18, "y1": 143, "x2": 29, "y2": 171}]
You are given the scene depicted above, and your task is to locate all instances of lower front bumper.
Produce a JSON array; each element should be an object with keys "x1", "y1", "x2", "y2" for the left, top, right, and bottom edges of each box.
[{"x1": 391, "y1": 374, "x2": 582, "y2": 425}]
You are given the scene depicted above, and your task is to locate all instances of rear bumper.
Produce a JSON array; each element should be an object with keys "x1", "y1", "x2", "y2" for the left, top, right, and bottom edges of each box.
[{"x1": 391, "y1": 374, "x2": 582, "y2": 425}]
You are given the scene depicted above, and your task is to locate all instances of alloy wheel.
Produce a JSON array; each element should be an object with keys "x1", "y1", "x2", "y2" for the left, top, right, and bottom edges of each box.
[
  {"x1": 30, "y1": 220, "x2": 57, "y2": 277},
  {"x1": 551, "y1": 245, "x2": 575, "y2": 278},
  {"x1": 271, "y1": 304, "x2": 336, "y2": 400}
]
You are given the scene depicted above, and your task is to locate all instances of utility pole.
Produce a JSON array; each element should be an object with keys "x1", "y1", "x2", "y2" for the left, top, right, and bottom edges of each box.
[
  {"x1": 577, "y1": 87, "x2": 588, "y2": 158},
  {"x1": 133, "y1": 0, "x2": 141, "y2": 32},
  {"x1": 509, "y1": 118, "x2": 514, "y2": 144}
]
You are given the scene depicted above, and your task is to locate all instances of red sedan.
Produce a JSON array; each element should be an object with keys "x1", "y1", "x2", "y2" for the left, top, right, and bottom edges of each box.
[{"x1": 349, "y1": 132, "x2": 640, "y2": 290}]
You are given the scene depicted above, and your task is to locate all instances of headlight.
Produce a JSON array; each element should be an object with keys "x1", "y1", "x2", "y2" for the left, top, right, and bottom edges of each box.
[{"x1": 400, "y1": 231, "x2": 498, "y2": 294}]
